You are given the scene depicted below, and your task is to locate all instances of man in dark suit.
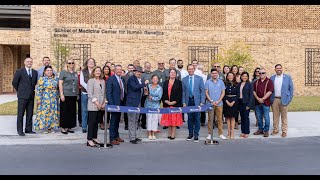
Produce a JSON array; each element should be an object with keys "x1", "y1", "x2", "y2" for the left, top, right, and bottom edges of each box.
[
  {"x1": 126, "y1": 66, "x2": 149, "y2": 144},
  {"x1": 12, "y1": 57, "x2": 38, "y2": 136},
  {"x1": 106, "y1": 65, "x2": 126, "y2": 145}
]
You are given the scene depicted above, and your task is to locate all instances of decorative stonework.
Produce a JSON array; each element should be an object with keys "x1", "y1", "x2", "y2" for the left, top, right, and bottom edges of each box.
[{"x1": 55, "y1": 5, "x2": 164, "y2": 26}]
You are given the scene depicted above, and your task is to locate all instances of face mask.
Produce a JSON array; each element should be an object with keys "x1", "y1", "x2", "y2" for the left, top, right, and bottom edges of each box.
[{"x1": 178, "y1": 65, "x2": 183, "y2": 69}]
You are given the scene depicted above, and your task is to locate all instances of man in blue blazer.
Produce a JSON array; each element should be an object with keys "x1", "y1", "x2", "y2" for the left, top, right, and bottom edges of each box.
[
  {"x1": 106, "y1": 65, "x2": 126, "y2": 145},
  {"x1": 270, "y1": 64, "x2": 294, "y2": 138},
  {"x1": 182, "y1": 64, "x2": 206, "y2": 142},
  {"x1": 126, "y1": 66, "x2": 149, "y2": 144}
]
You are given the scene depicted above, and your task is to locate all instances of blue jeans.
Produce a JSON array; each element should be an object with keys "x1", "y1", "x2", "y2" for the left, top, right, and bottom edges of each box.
[
  {"x1": 187, "y1": 98, "x2": 200, "y2": 138},
  {"x1": 81, "y1": 93, "x2": 88, "y2": 131},
  {"x1": 255, "y1": 104, "x2": 270, "y2": 132}
]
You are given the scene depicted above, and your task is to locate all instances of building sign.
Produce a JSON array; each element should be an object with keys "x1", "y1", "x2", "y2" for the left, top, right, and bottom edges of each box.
[{"x1": 53, "y1": 27, "x2": 165, "y2": 38}]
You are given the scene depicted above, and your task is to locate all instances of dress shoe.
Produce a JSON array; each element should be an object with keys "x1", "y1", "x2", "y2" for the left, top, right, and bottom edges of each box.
[
  {"x1": 61, "y1": 130, "x2": 68, "y2": 134},
  {"x1": 201, "y1": 123, "x2": 205, "y2": 126},
  {"x1": 82, "y1": 129, "x2": 87, "y2": 133},
  {"x1": 93, "y1": 140, "x2": 104, "y2": 147},
  {"x1": 130, "y1": 140, "x2": 138, "y2": 144},
  {"x1": 25, "y1": 131, "x2": 36, "y2": 134},
  {"x1": 263, "y1": 131, "x2": 269, "y2": 137},
  {"x1": 176, "y1": 126, "x2": 180, "y2": 129},
  {"x1": 163, "y1": 126, "x2": 168, "y2": 129},
  {"x1": 18, "y1": 132, "x2": 25, "y2": 136},
  {"x1": 116, "y1": 137, "x2": 124, "y2": 142},
  {"x1": 271, "y1": 131, "x2": 279, "y2": 135},
  {"x1": 124, "y1": 126, "x2": 128, "y2": 130},
  {"x1": 141, "y1": 125, "x2": 146, "y2": 129},
  {"x1": 67, "y1": 130, "x2": 74, "y2": 133},
  {"x1": 111, "y1": 140, "x2": 120, "y2": 145},
  {"x1": 282, "y1": 132, "x2": 287, "y2": 138},
  {"x1": 253, "y1": 130, "x2": 264, "y2": 135},
  {"x1": 87, "y1": 141, "x2": 97, "y2": 147},
  {"x1": 135, "y1": 138, "x2": 142, "y2": 142}
]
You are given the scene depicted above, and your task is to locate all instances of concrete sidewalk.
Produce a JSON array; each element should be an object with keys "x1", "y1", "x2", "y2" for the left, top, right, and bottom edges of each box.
[
  {"x1": 0, "y1": 112, "x2": 319, "y2": 145},
  {"x1": 0, "y1": 95, "x2": 17, "y2": 105}
]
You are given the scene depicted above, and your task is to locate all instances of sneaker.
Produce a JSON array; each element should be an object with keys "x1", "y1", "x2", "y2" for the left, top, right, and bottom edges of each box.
[
  {"x1": 194, "y1": 137, "x2": 199, "y2": 143},
  {"x1": 152, "y1": 135, "x2": 156, "y2": 140},
  {"x1": 187, "y1": 135, "x2": 193, "y2": 141},
  {"x1": 219, "y1": 134, "x2": 227, "y2": 140},
  {"x1": 148, "y1": 136, "x2": 152, "y2": 140},
  {"x1": 206, "y1": 134, "x2": 211, "y2": 140}
]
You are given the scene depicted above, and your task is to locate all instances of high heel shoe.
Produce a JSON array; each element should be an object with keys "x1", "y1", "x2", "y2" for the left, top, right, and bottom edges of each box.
[
  {"x1": 169, "y1": 137, "x2": 175, "y2": 140},
  {"x1": 167, "y1": 136, "x2": 171, "y2": 139},
  {"x1": 87, "y1": 141, "x2": 97, "y2": 147},
  {"x1": 93, "y1": 140, "x2": 104, "y2": 147}
]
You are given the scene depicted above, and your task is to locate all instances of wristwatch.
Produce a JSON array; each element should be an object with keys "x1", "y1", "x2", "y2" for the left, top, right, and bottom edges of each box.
[{"x1": 210, "y1": 100, "x2": 214, "y2": 103}]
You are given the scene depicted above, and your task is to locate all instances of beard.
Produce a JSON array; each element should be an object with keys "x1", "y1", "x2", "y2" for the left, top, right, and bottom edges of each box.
[{"x1": 178, "y1": 65, "x2": 183, "y2": 69}]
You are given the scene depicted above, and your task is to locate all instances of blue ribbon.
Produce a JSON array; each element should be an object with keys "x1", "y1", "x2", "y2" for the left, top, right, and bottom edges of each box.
[{"x1": 105, "y1": 104, "x2": 213, "y2": 114}]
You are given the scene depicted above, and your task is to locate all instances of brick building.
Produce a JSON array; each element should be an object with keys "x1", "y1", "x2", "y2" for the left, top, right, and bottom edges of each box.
[{"x1": 0, "y1": 5, "x2": 320, "y2": 95}]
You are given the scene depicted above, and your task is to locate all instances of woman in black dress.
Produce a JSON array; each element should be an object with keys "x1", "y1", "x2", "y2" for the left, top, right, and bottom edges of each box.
[{"x1": 223, "y1": 72, "x2": 239, "y2": 139}]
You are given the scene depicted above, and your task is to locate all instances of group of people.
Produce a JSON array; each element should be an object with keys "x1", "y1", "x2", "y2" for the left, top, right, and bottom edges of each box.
[{"x1": 12, "y1": 56, "x2": 294, "y2": 147}]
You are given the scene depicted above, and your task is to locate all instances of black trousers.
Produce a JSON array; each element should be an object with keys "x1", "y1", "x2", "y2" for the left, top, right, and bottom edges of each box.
[
  {"x1": 138, "y1": 95, "x2": 147, "y2": 127},
  {"x1": 124, "y1": 113, "x2": 128, "y2": 127},
  {"x1": 87, "y1": 111, "x2": 103, "y2": 140},
  {"x1": 17, "y1": 97, "x2": 34, "y2": 133},
  {"x1": 77, "y1": 92, "x2": 82, "y2": 125},
  {"x1": 200, "y1": 112, "x2": 206, "y2": 124}
]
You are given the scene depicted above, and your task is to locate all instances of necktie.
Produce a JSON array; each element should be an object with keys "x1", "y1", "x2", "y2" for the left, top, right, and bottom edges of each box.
[
  {"x1": 189, "y1": 76, "x2": 193, "y2": 98},
  {"x1": 118, "y1": 77, "x2": 124, "y2": 100},
  {"x1": 28, "y1": 69, "x2": 32, "y2": 78}
]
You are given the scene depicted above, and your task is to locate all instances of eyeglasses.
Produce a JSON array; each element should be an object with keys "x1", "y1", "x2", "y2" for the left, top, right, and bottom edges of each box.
[
  {"x1": 213, "y1": 66, "x2": 220, "y2": 68},
  {"x1": 259, "y1": 72, "x2": 266, "y2": 74},
  {"x1": 68, "y1": 62, "x2": 75, "y2": 64}
]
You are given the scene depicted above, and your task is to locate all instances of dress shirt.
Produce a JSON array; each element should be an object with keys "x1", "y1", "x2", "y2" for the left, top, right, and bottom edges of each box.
[{"x1": 274, "y1": 73, "x2": 283, "y2": 97}]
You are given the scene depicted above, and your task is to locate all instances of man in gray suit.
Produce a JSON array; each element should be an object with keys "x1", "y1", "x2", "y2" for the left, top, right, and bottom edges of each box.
[{"x1": 182, "y1": 64, "x2": 206, "y2": 143}]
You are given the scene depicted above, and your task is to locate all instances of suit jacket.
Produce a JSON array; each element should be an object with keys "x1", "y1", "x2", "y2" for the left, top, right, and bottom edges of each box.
[
  {"x1": 236, "y1": 82, "x2": 254, "y2": 109},
  {"x1": 162, "y1": 79, "x2": 182, "y2": 108},
  {"x1": 182, "y1": 75, "x2": 205, "y2": 106},
  {"x1": 270, "y1": 73, "x2": 294, "y2": 106},
  {"x1": 87, "y1": 78, "x2": 106, "y2": 111},
  {"x1": 12, "y1": 68, "x2": 38, "y2": 99},
  {"x1": 126, "y1": 75, "x2": 146, "y2": 107},
  {"x1": 106, "y1": 75, "x2": 126, "y2": 106}
]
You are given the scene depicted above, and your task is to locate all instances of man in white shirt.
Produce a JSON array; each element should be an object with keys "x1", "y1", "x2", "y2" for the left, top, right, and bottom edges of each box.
[
  {"x1": 192, "y1": 59, "x2": 202, "y2": 76},
  {"x1": 270, "y1": 64, "x2": 294, "y2": 138}
]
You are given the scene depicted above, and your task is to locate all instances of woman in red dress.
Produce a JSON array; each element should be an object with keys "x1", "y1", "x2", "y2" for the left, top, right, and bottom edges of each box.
[{"x1": 161, "y1": 68, "x2": 183, "y2": 140}]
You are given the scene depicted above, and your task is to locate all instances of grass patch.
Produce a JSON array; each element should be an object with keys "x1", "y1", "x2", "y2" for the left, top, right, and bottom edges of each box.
[{"x1": 0, "y1": 96, "x2": 319, "y2": 115}]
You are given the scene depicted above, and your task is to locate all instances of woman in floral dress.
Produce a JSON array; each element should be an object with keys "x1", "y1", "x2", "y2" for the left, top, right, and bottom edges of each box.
[{"x1": 34, "y1": 66, "x2": 60, "y2": 133}]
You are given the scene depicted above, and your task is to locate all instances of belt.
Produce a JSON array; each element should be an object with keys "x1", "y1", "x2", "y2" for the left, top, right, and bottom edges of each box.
[
  {"x1": 226, "y1": 95, "x2": 237, "y2": 97},
  {"x1": 275, "y1": 96, "x2": 281, "y2": 99}
]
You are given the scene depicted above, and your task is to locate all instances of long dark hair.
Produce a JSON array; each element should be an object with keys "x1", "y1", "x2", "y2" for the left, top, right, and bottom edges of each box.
[
  {"x1": 240, "y1": 71, "x2": 250, "y2": 82},
  {"x1": 252, "y1": 67, "x2": 260, "y2": 80},
  {"x1": 102, "y1": 65, "x2": 111, "y2": 80},
  {"x1": 43, "y1": 65, "x2": 54, "y2": 77},
  {"x1": 225, "y1": 72, "x2": 237, "y2": 86},
  {"x1": 230, "y1": 65, "x2": 239, "y2": 76}
]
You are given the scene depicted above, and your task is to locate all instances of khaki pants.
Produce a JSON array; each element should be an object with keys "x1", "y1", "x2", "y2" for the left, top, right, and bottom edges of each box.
[
  {"x1": 208, "y1": 106, "x2": 223, "y2": 135},
  {"x1": 271, "y1": 98, "x2": 288, "y2": 133}
]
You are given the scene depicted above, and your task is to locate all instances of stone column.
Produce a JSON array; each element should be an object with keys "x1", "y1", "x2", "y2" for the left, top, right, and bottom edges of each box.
[
  {"x1": 162, "y1": 5, "x2": 182, "y2": 61},
  {"x1": 0, "y1": 45, "x2": 3, "y2": 93},
  {"x1": 30, "y1": 5, "x2": 54, "y2": 69},
  {"x1": 226, "y1": 5, "x2": 242, "y2": 32}
]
